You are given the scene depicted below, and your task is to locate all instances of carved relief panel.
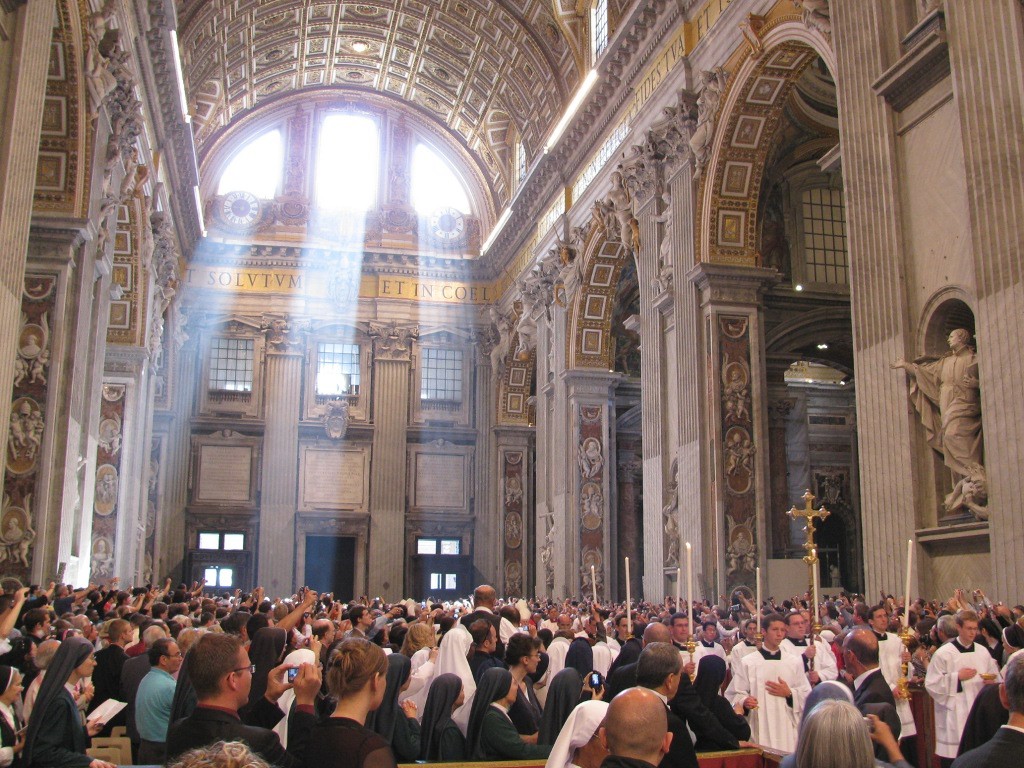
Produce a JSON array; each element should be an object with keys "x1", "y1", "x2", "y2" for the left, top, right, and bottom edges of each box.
[{"x1": 90, "y1": 384, "x2": 126, "y2": 582}]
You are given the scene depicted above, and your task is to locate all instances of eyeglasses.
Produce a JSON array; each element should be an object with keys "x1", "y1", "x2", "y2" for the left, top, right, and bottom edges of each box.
[
  {"x1": 164, "y1": 651, "x2": 184, "y2": 658},
  {"x1": 231, "y1": 664, "x2": 256, "y2": 675}
]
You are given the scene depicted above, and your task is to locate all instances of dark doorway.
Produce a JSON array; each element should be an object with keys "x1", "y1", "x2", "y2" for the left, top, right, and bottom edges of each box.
[
  {"x1": 412, "y1": 554, "x2": 472, "y2": 601},
  {"x1": 305, "y1": 536, "x2": 355, "y2": 597}
]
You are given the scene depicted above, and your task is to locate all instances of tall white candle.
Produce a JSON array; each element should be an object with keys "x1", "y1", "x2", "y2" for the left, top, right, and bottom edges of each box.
[
  {"x1": 756, "y1": 566, "x2": 762, "y2": 628},
  {"x1": 591, "y1": 564, "x2": 598, "y2": 605},
  {"x1": 903, "y1": 539, "x2": 913, "y2": 628},
  {"x1": 625, "y1": 557, "x2": 632, "y2": 636},
  {"x1": 811, "y1": 548, "x2": 820, "y2": 628},
  {"x1": 676, "y1": 567, "x2": 681, "y2": 610},
  {"x1": 685, "y1": 542, "x2": 693, "y2": 632}
]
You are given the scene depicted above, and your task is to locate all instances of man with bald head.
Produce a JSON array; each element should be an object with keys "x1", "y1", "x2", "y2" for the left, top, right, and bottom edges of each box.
[
  {"x1": 601, "y1": 688, "x2": 672, "y2": 768},
  {"x1": 604, "y1": 621, "x2": 672, "y2": 700},
  {"x1": 460, "y1": 584, "x2": 504, "y2": 657},
  {"x1": 636, "y1": 643, "x2": 698, "y2": 768},
  {"x1": 844, "y1": 628, "x2": 901, "y2": 758}
]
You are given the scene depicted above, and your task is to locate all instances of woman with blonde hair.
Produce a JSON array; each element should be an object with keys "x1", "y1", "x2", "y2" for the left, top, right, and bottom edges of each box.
[{"x1": 305, "y1": 638, "x2": 397, "y2": 768}]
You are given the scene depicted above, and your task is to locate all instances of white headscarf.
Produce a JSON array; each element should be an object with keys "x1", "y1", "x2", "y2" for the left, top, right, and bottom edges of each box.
[
  {"x1": 434, "y1": 624, "x2": 475, "y2": 735},
  {"x1": 272, "y1": 648, "x2": 316, "y2": 747},
  {"x1": 544, "y1": 700, "x2": 609, "y2": 768}
]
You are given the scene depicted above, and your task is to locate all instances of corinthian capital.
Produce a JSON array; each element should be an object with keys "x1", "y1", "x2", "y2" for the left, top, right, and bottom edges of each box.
[{"x1": 368, "y1": 321, "x2": 419, "y2": 361}]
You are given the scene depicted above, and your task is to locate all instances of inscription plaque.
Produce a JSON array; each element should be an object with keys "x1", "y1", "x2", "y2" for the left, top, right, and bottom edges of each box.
[
  {"x1": 302, "y1": 449, "x2": 367, "y2": 508},
  {"x1": 197, "y1": 445, "x2": 252, "y2": 502},
  {"x1": 414, "y1": 453, "x2": 466, "y2": 509}
]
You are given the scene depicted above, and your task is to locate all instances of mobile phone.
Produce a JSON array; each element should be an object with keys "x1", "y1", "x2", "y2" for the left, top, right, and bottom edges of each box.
[
  {"x1": 287, "y1": 667, "x2": 299, "y2": 683},
  {"x1": 589, "y1": 672, "x2": 604, "y2": 688},
  {"x1": 863, "y1": 716, "x2": 875, "y2": 733}
]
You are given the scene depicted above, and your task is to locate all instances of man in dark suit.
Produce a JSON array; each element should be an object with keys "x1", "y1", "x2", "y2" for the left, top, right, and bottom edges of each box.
[
  {"x1": 165, "y1": 633, "x2": 321, "y2": 767},
  {"x1": 635, "y1": 641, "x2": 698, "y2": 768},
  {"x1": 844, "y1": 629, "x2": 901, "y2": 759},
  {"x1": 89, "y1": 618, "x2": 131, "y2": 734},
  {"x1": 460, "y1": 584, "x2": 505, "y2": 658},
  {"x1": 605, "y1": 622, "x2": 670, "y2": 700},
  {"x1": 952, "y1": 653, "x2": 1024, "y2": 768}
]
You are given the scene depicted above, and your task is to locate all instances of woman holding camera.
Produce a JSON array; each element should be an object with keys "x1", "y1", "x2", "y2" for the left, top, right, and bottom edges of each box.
[{"x1": 505, "y1": 634, "x2": 544, "y2": 737}]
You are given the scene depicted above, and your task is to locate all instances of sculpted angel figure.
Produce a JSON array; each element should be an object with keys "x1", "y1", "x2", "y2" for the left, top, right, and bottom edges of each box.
[
  {"x1": 688, "y1": 67, "x2": 728, "y2": 172},
  {"x1": 892, "y1": 328, "x2": 985, "y2": 516}
]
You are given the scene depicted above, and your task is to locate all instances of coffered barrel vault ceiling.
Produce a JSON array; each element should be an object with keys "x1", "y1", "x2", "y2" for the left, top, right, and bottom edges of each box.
[{"x1": 176, "y1": 0, "x2": 583, "y2": 206}]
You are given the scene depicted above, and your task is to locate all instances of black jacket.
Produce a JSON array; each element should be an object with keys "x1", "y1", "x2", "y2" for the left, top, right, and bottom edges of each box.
[
  {"x1": 662, "y1": 704, "x2": 699, "y2": 768},
  {"x1": 951, "y1": 726, "x2": 1024, "y2": 768},
  {"x1": 89, "y1": 644, "x2": 128, "y2": 731},
  {"x1": 853, "y1": 668, "x2": 901, "y2": 749},
  {"x1": 165, "y1": 697, "x2": 315, "y2": 768},
  {"x1": 460, "y1": 609, "x2": 505, "y2": 658}
]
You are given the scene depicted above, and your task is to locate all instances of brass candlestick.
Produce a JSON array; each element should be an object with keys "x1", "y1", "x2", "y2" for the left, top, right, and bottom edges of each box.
[
  {"x1": 685, "y1": 637, "x2": 697, "y2": 682},
  {"x1": 896, "y1": 625, "x2": 912, "y2": 700}
]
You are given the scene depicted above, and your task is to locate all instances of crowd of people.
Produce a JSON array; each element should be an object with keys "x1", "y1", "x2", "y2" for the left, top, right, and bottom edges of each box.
[{"x1": 0, "y1": 578, "x2": 1018, "y2": 768}]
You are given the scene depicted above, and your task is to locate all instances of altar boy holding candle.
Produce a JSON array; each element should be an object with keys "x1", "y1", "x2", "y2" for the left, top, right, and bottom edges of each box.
[
  {"x1": 925, "y1": 609, "x2": 1001, "y2": 768},
  {"x1": 725, "y1": 614, "x2": 811, "y2": 752}
]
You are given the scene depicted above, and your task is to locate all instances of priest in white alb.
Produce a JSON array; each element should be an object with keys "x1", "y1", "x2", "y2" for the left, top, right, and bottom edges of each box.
[{"x1": 725, "y1": 613, "x2": 811, "y2": 752}]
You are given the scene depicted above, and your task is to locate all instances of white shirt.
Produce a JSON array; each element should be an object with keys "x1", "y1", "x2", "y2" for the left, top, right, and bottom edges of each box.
[{"x1": 725, "y1": 648, "x2": 811, "y2": 752}]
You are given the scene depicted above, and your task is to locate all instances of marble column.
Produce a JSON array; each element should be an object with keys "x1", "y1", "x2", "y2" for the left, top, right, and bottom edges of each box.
[
  {"x1": 830, "y1": 1, "x2": 923, "y2": 598},
  {"x1": 635, "y1": 184, "x2": 667, "y2": 599},
  {"x1": 0, "y1": 2, "x2": 54, "y2": 443},
  {"x1": 665, "y1": 165, "x2": 709, "y2": 591},
  {"x1": 616, "y1": 439, "x2": 643, "y2": 599},
  {"x1": 257, "y1": 330, "x2": 304, "y2": 594},
  {"x1": 943, "y1": 0, "x2": 1024, "y2": 599},
  {"x1": 767, "y1": 399, "x2": 794, "y2": 556},
  {"x1": 536, "y1": 302, "x2": 568, "y2": 597},
  {"x1": 473, "y1": 341, "x2": 498, "y2": 584},
  {"x1": 367, "y1": 323, "x2": 417, "y2": 598},
  {"x1": 688, "y1": 264, "x2": 776, "y2": 596}
]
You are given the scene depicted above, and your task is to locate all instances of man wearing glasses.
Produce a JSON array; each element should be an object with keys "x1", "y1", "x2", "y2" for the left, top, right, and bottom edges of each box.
[
  {"x1": 135, "y1": 637, "x2": 184, "y2": 763},
  {"x1": 166, "y1": 633, "x2": 321, "y2": 767}
]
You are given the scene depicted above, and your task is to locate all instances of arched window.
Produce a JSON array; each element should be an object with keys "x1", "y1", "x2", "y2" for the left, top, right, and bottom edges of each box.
[
  {"x1": 216, "y1": 129, "x2": 283, "y2": 198},
  {"x1": 315, "y1": 113, "x2": 380, "y2": 211},
  {"x1": 411, "y1": 143, "x2": 471, "y2": 215},
  {"x1": 591, "y1": 0, "x2": 609, "y2": 63}
]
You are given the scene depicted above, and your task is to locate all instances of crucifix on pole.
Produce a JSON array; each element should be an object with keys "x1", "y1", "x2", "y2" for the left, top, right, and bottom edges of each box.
[{"x1": 787, "y1": 489, "x2": 830, "y2": 629}]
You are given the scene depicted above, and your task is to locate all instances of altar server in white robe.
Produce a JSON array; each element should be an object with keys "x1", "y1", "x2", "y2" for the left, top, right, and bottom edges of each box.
[
  {"x1": 780, "y1": 611, "x2": 838, "y2": 684},
  {"x1": 725, "y1": 614, "x2": 811, "y2": 752},
  {"x1": 868, "y1": 604, "x2": 917, "y2": 741},
  {"x1": 925, "y1": 610, "x2": 1001, "y2": 767}
]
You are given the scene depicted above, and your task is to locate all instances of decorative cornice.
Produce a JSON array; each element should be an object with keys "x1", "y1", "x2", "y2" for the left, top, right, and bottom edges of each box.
[
  {"x1": 138, "y1": 0, "x2": 201, "y2": 250},
  {"x1": 482, "y1": 0, "x2": 680, "y2": 273},
  {"x1": 872, "y1": 10, "x2": 949, "y2": 112}
]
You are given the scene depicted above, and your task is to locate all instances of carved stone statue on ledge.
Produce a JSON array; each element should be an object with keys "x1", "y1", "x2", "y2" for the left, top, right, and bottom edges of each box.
[{"x1": 892, "y1": 328, "x2": 986, "y2": 519}]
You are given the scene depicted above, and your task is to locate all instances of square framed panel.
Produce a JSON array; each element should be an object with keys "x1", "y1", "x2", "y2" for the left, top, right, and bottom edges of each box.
[
  {"x1": 731, "y1": 116, "x2": 767, "y2": 149},
  {"x1": 718, "y1": 210, "x2": 747, "y2": 248},
  {"x1": 508, "y1": 366, "x2": 527, "y2": 388},
  {"x1": 583, "y1": 294, "x2": 607, "y2": 320},
  {"x1": 721, "y1": 162, "x2": 753, "y2": 198},
  {"x1": 590, "y1": 263, "x2": 614, "y2": 287},
  {"x1": 108, "y1": 301, "x2": 131, "y2": 330},
  {"x1": 581, "y1": 328, "x2": 603, "y2": 355},
  {"x1": 765, "y1": 48, "x2": 807, "y2": 70},
  {"x1": 746, "y1": 76, "x2": 786, "y2": 105},
  {"x1": 506, "y1": 392, "x2": 524, "y2": 414}
]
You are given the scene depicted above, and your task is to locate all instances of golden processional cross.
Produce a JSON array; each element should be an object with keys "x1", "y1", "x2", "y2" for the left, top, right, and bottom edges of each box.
[{"x1": 787, "y1": 489, "x2": 830, "y2": 633}]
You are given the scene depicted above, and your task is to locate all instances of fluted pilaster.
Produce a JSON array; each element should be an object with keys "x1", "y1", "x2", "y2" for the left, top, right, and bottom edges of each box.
[
  {"x1": 473, "y1": 350, "x2": 497, "y2": 583},
  {"x1": 944, "y1": 0, "x2": 1024, "y2": 599},
  {"x1": 258, "y1": 348, "x2": 303, "y2": 593},
  {"x1": 0, "y1": 2, "x2": 54, "y2": 446},
  {"x1": 831, "y1": 0, "x2": 922, "y2": 598},
  {"x1": 367, "y1": 323, "x2": 417, "y2": 597}
]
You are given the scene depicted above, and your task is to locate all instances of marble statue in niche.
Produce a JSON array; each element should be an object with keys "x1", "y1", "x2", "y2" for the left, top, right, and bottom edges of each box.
[
  {"x1": 487, "y1": 306, "x2": 513, "y2": 377},
  {"x1": 504, "y1": 473, "x2": 523, "y2": 508},
  {"x1": 892, "y1": 328, "x2": 986, "y2": 518},
  {"x1": 98, "y1": 414, "x2": 123, "y2": 455},
  {"x1": 662, "y1": 458, "x2": 680, "y2": 567},
  {"x1": 539, "y1": 510, "x2": 555, "y2": 592}
]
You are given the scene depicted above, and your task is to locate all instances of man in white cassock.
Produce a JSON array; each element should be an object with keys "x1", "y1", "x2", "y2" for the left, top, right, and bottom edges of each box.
[
  {"x1": 696, "y1": 621, "x2": 728, "y2": 664},
  {"x1": 868, "y1": 604, "x2": 917, "y2": 743},
  {"x1": 926, "y1": 610, "x2": 1001, "y2": 768},
  {"x1": 725, "y1": 614, "x2": 811, "y2": 752},
  {"x1": 780, "y1": 611, "x2": 838, "y2": 684}
]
